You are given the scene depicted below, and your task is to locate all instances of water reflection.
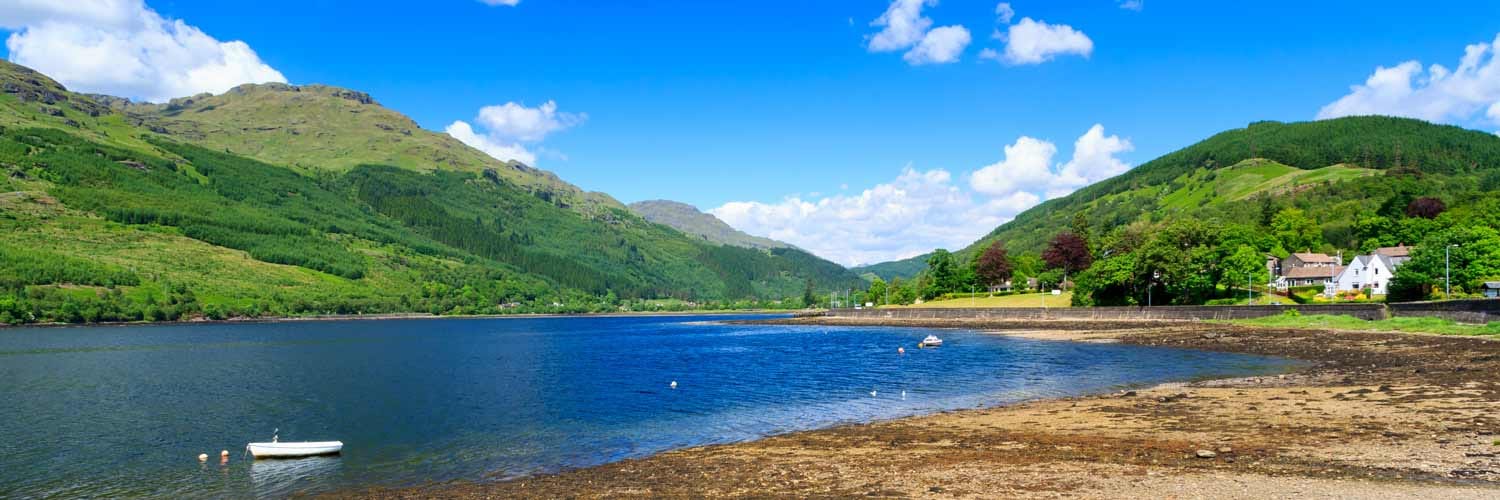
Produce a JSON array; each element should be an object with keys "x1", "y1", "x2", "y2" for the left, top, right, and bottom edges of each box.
[{"x1": 251, "y1": 457, "x2": 343, "y2": 497}]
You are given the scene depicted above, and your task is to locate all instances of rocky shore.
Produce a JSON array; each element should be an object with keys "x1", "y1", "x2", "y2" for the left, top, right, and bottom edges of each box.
[{"x1": 346, "y1": 318, "x2": 1500, "y2": 499}]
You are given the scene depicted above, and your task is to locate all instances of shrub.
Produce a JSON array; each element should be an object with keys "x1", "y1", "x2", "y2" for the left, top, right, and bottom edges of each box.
[{"x1": 1282, "y1": 309, "x2": 1302, "y2": 318}]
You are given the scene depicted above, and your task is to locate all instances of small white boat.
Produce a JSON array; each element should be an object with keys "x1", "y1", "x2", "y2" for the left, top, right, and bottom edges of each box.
[
  {"x1": 247, "y1": 429, "x2": 343, "y2": 458},
  {"x1": 919, "y1": 335, "x2": 943, "y2": 348}
]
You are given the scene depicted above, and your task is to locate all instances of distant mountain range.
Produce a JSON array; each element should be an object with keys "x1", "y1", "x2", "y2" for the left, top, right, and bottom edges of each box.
[{"x1": 628, "y1": 200, "x2": 790, "y2": 250}]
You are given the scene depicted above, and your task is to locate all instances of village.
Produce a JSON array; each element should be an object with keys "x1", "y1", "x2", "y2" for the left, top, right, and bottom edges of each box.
[{"x1": 1270, "y1": 245, "x2": 1500, "y2": 301}]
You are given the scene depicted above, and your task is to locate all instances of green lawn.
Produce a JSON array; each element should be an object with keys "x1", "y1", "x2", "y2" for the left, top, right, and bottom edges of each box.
[
  {"x1": 881, "y1": 292, "x2": 1074, "y2": 309},
  {"x1": 1228, "y1": 314, "x2": 1500, "y2": 336}
]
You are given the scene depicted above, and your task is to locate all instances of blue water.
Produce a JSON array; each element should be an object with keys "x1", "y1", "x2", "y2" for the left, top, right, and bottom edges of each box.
[{"x1": 0, "y1": 315, "x2": 1298, "y2": 498}]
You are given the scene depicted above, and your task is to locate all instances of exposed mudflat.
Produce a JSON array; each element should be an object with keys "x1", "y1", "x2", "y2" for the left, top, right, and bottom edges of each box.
[{"x1": 342, "y1": 318, "x2": 1500, "y2": 499}]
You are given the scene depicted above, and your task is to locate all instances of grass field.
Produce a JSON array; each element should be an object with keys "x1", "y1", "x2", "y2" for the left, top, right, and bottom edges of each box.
[
  {"x1": 881, "y1": 292, "x2": 1074, "y2": 309},
  {"x1": 1158, "y1": 159, "x2": 1376, "y2": 211},
  {"x1": 1228, "y1": 314, "x2": 1500, "y2": 337}
]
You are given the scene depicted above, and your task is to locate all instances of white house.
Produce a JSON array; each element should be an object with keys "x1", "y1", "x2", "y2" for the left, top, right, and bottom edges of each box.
[{"x1": 1328, "y1": 253, "x2": 1400, "y2": 296}]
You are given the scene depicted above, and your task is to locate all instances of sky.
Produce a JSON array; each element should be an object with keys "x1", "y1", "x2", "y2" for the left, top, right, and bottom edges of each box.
[{"x1": 4, "y1": 0, "x2": 1500, "y2": 266}]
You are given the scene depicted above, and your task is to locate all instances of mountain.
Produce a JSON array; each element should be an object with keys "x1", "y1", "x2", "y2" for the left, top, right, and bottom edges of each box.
[
  {"x1": 858, "y1": 117, "x2": 1500, "y2": 281},
  {"x1": 955, "y1": 116, "x2": 1500, "y2": 261},
  {"x1": 628, "y1": 200, "x2": 789, "y2": 250},
  {"x1": 850, "y1": 253, "x2": 930, "y2": 282},
  {"x1": 102, "y1": 82, "x2": 618, "y2": 215},
  {"x1": 0, "y1": 60, "x2": 865, "y2": 324}
]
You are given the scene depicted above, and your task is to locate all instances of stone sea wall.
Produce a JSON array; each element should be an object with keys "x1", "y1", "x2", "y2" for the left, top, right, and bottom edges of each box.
[{"x1": 826, "y1": 303, "x2": 1390, "y2": 321}]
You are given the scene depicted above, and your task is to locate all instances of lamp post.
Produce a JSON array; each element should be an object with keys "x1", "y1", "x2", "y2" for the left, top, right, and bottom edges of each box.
[
  {"x1": 1148, "y1": 270, "x2": 1159, "y2": 307},
  {"x1": 1446, "y1": 244, "x2": 1458, "y2": 298}
]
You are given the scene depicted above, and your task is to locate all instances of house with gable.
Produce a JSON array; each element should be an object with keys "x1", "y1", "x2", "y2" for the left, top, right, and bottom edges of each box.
[
  {"x1": 1274, "y1": 252, "x2": 1342, "y2": 289},
  {"x1": 1329, "y1": 249, "x2": 1407, "y2": 297}
]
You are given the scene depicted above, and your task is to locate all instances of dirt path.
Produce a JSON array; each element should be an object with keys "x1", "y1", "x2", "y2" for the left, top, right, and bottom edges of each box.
[{"x1": 343, "y1": 318, "x2": 1500, "y2": 499}]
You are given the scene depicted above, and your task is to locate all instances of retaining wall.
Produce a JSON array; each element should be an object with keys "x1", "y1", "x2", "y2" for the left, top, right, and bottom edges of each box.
[
  {"x1": 1389, "y1": 299, "x2": 1500, "y2": 324},
  {"x1": 828, "y1": 303, "x2": 1390, "y2": 322}
]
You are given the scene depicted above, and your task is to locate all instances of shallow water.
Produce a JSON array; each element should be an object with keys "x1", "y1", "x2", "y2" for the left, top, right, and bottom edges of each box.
[{"x1": 0, "y1": 315, "x2": 1297, "y2": 498}]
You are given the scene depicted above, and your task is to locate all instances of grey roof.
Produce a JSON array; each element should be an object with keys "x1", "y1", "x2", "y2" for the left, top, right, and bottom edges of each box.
[{"x1": 1483, "y1": 281, "x2": 1500, "y2": 289}]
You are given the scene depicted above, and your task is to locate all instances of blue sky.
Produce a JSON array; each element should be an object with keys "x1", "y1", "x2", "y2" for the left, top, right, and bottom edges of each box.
[{"x1": 4, "y1": 1, "x2": 1500, "y2": 265}]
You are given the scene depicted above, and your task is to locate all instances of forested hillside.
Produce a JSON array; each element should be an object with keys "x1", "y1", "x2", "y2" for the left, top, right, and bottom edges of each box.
[
  {"x1": 0, "y1": 61, "x2": 864, "y2": 325},
  {"x1": 852, "y1": 117, "x2": 1500, "y2": 307}
]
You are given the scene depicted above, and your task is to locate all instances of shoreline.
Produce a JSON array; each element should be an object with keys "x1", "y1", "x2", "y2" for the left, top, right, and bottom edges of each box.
[
  {"x1": 343, "y1": 317, "x2": 1500, "y2": 499},
  {"x1": 0, "y1": 309, "x2": 796, "y2": 330}
]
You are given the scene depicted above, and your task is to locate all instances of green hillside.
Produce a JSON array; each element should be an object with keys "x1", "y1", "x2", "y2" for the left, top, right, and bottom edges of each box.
[
  {"x1": 105, "y1": 81, "x2": 617, "y2": 215},
  {"x1": 628, "y1": 200, "x2": 790, "y2": 250},
  {"x1": 0, "y1": 61, "x2": 864, "y2": 325},
  {"x1": 850, "y1": 253, "x2": 930, "y2": 282},
  {"x1": 960, "y1": 117, "x2": 1500, "y2": 259},
  {"x1": 849, "y1": 116, "x2": 1500, "y2": 307}
]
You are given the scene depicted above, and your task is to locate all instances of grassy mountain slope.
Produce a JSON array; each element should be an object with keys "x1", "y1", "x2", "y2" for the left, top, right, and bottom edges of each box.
[
  {"x1": 628, "y1": 200, "x2": 789, "y2": 250},
  {"x1": 107, "y1": 81, "x2": 618, "y2": 215},
  {"x1": 957, "y1": 117, "x2": 1500, "y2": 260},
  {"x1": 851, "y1": 117, "x2": 1500, "y2": 278},
  {"x1": 0, "y1": 61, "x2": 865, "y2": 323}
]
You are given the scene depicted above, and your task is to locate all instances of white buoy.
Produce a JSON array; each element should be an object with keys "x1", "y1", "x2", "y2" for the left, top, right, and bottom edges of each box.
[
  {"x1": 670, "y1": 380, "x2": 678, "y2": 390},
  {"x1": 901, "y1": 390, "x2": 907, "y2": 400},
  {"x1": 870, "y1": 390, "x2": 877, "y2": 397},
  {"x1": 898, "y1": 347, "x2": 905, "y2": 355},
  {"x1": 198, "y1": 453, "x2": 208, "y2": 462}
]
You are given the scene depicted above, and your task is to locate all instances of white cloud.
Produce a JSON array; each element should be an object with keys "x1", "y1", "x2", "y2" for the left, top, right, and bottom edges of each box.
[
  {"x1": 867, "y1": 0, "x2": 934, "y2": 52},
  {"x1": 999, "y1": 18, "x2": 1093, "y2": 65},
  {"x1": 902, "y1": 25, "x2": 971, "y2": 65},
  {"x1": 1054, "y1": 124, "x2": 1133, "y2": 196},
  {"x1": 1, "y1": 0, "x2": 286, "y2": 102},
  {"x1": 474, "y1": 100, "x2": 585, "y2": 142},
  {"x1": 1317, "y1": 34, "x2": 1500, "y2": 128},
  {"x1": 478, "y1": 0, "x2": 521, "y2": 5},
  {"x1": 970, "y1": 136, "x2": 1058, "y2": 196},
  {"x1": 445, "y1": 121, "x2": 537, "y2": 166},
  {"x1": 994, "y1": 3, "x2": 1015, "y2": 24},
  {"x1": 970, "y1": 124, "x2": 1132, "y2": 199},
  {"x1": 712, "y1": 168, "x2": 1015, "y2": 266},
  {"x1": 1118, "y1": 0, "x2": 1144, "y2": 11},
  {"x1": 713, "y1": 125, "x2": 1133, "y2": 266},
  {"x1": 866, "y1": 0, "x2": 968, "y2": 66},
  {"x1": 978, "y1": 48, "x2": 1001, "y2": 61},
  {"x1": 446, "y1": 100, "x2": 583, "y2": 166}
]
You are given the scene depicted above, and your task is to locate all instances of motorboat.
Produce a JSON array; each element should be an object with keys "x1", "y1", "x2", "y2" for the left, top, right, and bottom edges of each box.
[
  {"x1": 919, "y1": 335, "x2": 943, "y2": 348},
  {"x1": 246, "y1": 429, "x2": 343, "y2": 458}
]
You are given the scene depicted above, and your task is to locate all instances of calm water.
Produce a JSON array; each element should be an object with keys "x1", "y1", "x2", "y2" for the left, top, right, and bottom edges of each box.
[{"x1": 0, "y1": 315, "x2": 1297, "y2": 498}]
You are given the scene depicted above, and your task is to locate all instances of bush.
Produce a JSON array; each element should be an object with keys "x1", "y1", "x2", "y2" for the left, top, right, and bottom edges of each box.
[{"x1": 1282, "y1": 309, "x2": 1302, "y2": 318}]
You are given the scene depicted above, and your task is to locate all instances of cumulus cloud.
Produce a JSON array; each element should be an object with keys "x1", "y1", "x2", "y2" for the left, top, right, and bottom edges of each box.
[
  {"x1": 1317, "y1": 34, "x2": 1500, "y2": 129},
  {"x1": 970, "y1": 124, "x2": 1132, "y2": 199},
  {"x1": 712, "y1": 168, "x2": 1015, "y2": 266},
  {"x1": 999, "y1": 17, "x2": 1093, "y2": 65},
  {"x1": 994, "y1": 3, "x2": 1015, "y2": 24},
  {"x1": 902, "y1": 25, "x2": 971, "y2": 65},
  {"x1": 866, "y1": 0, "x2": 968, "y2": 65},
  {"x1": 478, "y1": 0, "x2": 521, "y2": 5},
  {"x1": 445, "y1": 121, "x2": 537, "y2": 166},
  {"x1": 712, "y1": 125, "x2": 1133, "y2": 266},
  {"x1": 970, "y1": 136, "x2": 1058, "y2": 196},
  {"x1": 446, "y1": 100, "x2": 584, "y2": 166},
  {"x1": 867, "y1": 0, "x2": 934, "y2": 52},
  {"x1": 1118, "y1": 0, "x2": 1144, "y2": 11},
  {"x1": 1, "y1": 0, "x2": 286, "y2": 102}
]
